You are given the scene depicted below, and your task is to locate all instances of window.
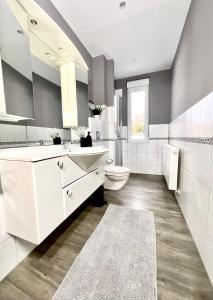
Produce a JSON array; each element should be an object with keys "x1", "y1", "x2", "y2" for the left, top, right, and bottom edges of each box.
[{"x1": 127, "y1": 79, "x2": 149, "y2": 141}]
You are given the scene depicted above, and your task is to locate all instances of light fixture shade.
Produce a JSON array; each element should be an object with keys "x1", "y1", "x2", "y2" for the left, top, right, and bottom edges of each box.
[{"x1": 60, "y1": 62, "x2": 78, "y2": 128}]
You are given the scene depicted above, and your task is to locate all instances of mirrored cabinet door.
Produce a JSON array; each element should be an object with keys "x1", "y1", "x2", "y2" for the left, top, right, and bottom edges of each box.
[
  {"x1": 76, "y1": 65, "x2": 89, "y2": 128},
  {"x1": 0, "y1": 0, "x2": 34, "y2": 120}
]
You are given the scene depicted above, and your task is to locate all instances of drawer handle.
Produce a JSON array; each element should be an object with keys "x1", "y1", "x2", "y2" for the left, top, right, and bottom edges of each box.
[
  {"x1": 57, "y1": 161, "x2": 64, "y2": 169},
  {"x1": 67, "y1": 190, "x2": 72, "y2": 197}
]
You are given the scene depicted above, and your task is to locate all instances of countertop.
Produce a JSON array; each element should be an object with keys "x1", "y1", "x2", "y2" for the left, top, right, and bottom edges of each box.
[{"x1": 0, "y1": 145, "x2": 108, "y2": 162}]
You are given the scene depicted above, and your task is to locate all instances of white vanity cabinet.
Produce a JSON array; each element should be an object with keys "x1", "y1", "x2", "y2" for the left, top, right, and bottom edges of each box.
[
  {"x1": 60, "y1": 156, "x2": 85, "y2": 187},
  {"x1": 63, "y1": 169, "x2": 104, "y2": 218},
  {"x1": 0, "y1": 153, "x2": 105, "y2": 245}
]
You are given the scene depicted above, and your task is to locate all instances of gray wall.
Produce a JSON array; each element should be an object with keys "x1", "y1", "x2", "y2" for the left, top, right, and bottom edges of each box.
[
  {"x1": 171, "y1": 0, "x2": 213, "y2": 120},
  {"x1": 27, "y1": 73, "x2": 63, "y2": 128},
  {"x1": 115, "y1": 69, "x2": 171, "y2": 125},
  {"x1": 2, "y1": 61, "x2": 34, "y2": 119},
  {"x1": 76, "y1": 80, "x2": 89, "y2": 127},
  {"x1": 106, "y1": 59, "x2": 115, "y2": 106},
  {"x1": 92, "y1": 55, "x2": 115, "y2": 106},
  {"x1": 92, "y1": 55, "x2": 106, "y2": 105}
]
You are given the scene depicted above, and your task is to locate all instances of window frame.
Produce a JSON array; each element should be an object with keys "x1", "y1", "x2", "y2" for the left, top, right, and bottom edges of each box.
[{"x1": 127, "y1": 79, "x2": 149, "y2": 143}]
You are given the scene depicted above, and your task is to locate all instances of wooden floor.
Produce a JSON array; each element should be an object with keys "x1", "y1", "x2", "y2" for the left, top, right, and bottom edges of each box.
[{"x1": 0, "y1": 174, "x2": 213, "y2": 300}]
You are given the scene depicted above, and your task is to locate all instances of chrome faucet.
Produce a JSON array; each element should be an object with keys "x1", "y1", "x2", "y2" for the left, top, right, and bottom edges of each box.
[{"x1": 39, "y1": 139, "x2": 44, "y2": 146}]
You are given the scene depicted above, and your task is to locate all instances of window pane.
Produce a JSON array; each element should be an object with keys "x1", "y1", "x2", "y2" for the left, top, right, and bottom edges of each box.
[{"x1": 130, "y1": 90, "x2": 145, "y2": 139}]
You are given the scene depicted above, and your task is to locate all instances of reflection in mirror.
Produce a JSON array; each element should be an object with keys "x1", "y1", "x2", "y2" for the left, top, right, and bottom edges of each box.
[
  {"x1": 27, "y1": 31, "x2": 65, "y2": 129},
  {"x1": 76, "y1": 64, "x2": 89, "y2": 128},
  {"x1": 0, "y1": 0, "x2": 34, "y2": 120},
  {"x1": 28, "y1": 31, "x2": 89, "y2": 130}
]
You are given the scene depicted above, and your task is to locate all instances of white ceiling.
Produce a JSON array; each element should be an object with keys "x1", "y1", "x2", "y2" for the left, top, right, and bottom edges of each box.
[{"x1": 51, "y1": 0, "x2": 191, "y2": 79}]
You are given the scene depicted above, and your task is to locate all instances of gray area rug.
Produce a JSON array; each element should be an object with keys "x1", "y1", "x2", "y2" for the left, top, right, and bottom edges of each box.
[{"x1": 53, "y1": 204, "x2": 157, "y2": 300}]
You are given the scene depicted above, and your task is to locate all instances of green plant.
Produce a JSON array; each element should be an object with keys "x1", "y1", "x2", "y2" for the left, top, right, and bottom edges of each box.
[{"x1": 89, "y1": 103, "x2": 105, "y2": 116}]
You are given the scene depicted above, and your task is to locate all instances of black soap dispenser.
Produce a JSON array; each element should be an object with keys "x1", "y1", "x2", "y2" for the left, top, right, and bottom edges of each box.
[{"x1": 86, "y1": 131, "x2": 92, "y2": 147}]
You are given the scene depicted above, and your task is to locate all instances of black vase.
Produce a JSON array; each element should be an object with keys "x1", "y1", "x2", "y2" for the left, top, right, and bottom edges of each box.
[{"x1": 53, "y1": 137, "x2": 61, "y2": 145}]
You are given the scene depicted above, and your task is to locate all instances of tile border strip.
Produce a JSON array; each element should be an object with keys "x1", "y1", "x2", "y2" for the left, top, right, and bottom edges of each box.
[
  {"x1": 0, "y1": 137, "x2": 171, "y2": 148},
  {"x1": 169, "y1": 137, "x2": 213, "y2": 145}
]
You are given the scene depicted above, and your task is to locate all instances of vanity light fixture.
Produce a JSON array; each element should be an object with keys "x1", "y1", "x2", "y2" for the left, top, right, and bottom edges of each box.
[
  {"x1": 30, "y1": 19, "x2": 37, "y2": 25},
  {"x1": 119, "y1": 1, "x2": 127, "y2": 9}
]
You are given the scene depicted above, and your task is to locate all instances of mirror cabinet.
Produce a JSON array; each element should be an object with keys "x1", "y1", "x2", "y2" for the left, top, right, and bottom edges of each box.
[
  {"x1": 0, "y1": 0, "x2": 89, "y2": 128},
  {"x1": 0, "y1": 0, "x2": 34, "y2": 121}
]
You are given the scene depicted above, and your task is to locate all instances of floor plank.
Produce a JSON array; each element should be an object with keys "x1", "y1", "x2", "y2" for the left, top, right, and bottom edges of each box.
[{"x1": 0, "y1": 174, "x2": 212, "y2": 300}]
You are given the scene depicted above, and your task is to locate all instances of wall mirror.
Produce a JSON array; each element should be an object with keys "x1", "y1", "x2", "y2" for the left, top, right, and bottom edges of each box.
[
  {"x1": 0, "y1": 0, "x2": 34, "y2": 121},
  {"x1": 1, "y1": 0, "x2": 89, "y2": 128},
  {"x1": 74, "y1": 64, "x2": 89, "y2": 128},
  {"x1": 27, "y1": 31, "x2": 65, "y2": 129},
  {"x1": 28, "y1": 31, "x2": 89, "y2": 129}
]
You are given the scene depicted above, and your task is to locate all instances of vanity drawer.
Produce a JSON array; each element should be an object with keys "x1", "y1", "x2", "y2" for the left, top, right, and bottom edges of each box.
[
  {"x1": 60, "y1": 156, "x2": 86, "y2": 187},
  {"x1": 63, "y1": 169, "x2": 105, "y2": 218}
]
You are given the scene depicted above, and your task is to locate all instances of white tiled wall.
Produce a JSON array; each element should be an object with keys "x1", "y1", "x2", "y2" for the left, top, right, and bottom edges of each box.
[
  {"x1": 122, "y1": 124, "x2": 168, "y2": 175},
  {"x1": 0, "y1": 124, "x2": 70, "y2": 147},
  {"x1": 169, "y1": 92, "x2": 213, "y2": 285},
  {"x1": 0, "y1": 231, "x2": 35, "y2": 281}
]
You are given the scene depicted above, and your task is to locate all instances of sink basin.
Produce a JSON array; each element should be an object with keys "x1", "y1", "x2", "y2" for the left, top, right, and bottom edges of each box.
[{"x1": 68, "y1": 147, "x2": 108, "y2": 170}]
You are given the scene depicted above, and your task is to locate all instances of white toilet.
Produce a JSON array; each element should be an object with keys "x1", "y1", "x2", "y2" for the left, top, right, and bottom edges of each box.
[{"x1": 104, "y1": 165, "x2": 130, "y2": 190}]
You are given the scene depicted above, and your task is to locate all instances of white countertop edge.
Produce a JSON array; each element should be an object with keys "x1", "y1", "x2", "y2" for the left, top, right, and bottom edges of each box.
[{"x1": 0, "y1": 146, "x2": 108, "y2": 162}]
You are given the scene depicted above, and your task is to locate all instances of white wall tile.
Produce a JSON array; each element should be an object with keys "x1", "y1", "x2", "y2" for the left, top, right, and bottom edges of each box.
[
  {"x1": 157, "y1": 124, "x2": 168, "y2": 138},
  {"x1": 191, "y1": 101, "x2": 201, "y2": 137},
  {"x1": 0, "y1": 237, "x2": 17, "y2": 281},
  {"x1": 127, "y1": 152, "x2": 137, "y2": 164},
  {"x1": 137, "y1": 143, "x2": 147, "y2": 153},
  {"x1": 200, "y1": 93, "x2": 213, "y2": 138},
  {"x1": 137, "y1": 165, "x2": 147, "y2": 174},
  {"x1": 147, "y1": 152, "x2": 158, "y2": 166},
  {"x1": 0, "y1": 124, "x2": 15, "y2": 142},
  {"x1": 15, "y1": 238, "x2": 35, "y2": 263},
  {"x1": 184, "y1": 109, "x2": 192, "y2": 138},
  {"x1": 147, "y1": 140, "x2": 158, "y2": 153},
  {"x1": 156, "y1": 166, "x2": 163, "y2": 175},
  {"x1": 137, "y1": 153, "x2": 147, "y2": 165},
  {"x1": 157, "y1": 152, "x2": 163, "y2": 166},
  {"x1": 149, "y1": 125, "x2": 158, "y2": 138},
  {"x1": 126, "y1": 164, "x2": 137, "y2": 173},
  {"x1": 13, "y1": 126, "x2": 27, "y2": 142},
  {"x1": 0, "y1": 196, "x2": 5, "y2": 236},
  {"x1": 207, "y1": 193, "x2": 213, "y2": 242},
  {"x1": 146, "y1": 165, "x2": 157, "y2": 175},
  {"x1": 27, "y1": 126, "x2": 37, "y2": 141},
  {"x1": 157, "y1": 140, "x2": 168, "y2": 153},
  {"x1": 149, "y1": 124, "x2": 158, "y2": 138},
  {"x1": 127, "y1": 142, "x2": 137, "y2": 153},
  {"x1": 123, "y1": 152, "x2": 128, "y2": 164},
  {"x1": 184, "y1": 143, "x2": 212, "y2": 189},
  {"x1": 169, "y1": 94, "x2": 213, "y2": 285}
]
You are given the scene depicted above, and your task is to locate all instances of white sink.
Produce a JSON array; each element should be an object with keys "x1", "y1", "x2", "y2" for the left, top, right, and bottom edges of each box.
[{"x1": 68, "y1": 146, "x2": 108, "y2": 170}]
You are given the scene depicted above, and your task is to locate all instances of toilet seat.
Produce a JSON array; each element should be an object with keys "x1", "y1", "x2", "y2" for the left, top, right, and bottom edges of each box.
[
  {"x1": 104, "y1": 166, "x2": 129, "y2": 176},
  {"x1": 104, "y1": 165, "x2": 130, "y2": 190}
]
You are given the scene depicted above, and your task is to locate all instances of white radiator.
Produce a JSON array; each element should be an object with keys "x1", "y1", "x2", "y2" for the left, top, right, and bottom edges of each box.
[{"x1": 163, "y1": 144, "x2": 179, "y2": 190}]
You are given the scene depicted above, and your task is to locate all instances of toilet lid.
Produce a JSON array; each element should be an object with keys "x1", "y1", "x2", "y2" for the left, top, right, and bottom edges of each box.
[{"x1": 104, "y1": 165, "x2": 130, "y2": 175}]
